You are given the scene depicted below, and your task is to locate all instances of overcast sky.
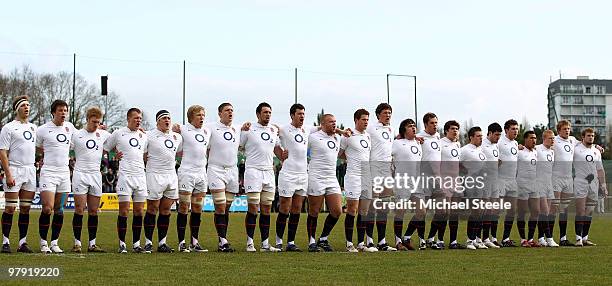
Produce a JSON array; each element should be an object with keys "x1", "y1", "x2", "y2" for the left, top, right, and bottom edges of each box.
[{"x1": 2, "y1": 0, "x2": 612, "y2": 131}]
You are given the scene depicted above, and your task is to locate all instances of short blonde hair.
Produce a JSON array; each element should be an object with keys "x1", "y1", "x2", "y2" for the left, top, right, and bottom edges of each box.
[
  {"x1": 556, "y1": 120, "x2": 571, "y2": 132},
  {"x1": 86, "y1": 106, "x2": 103, "y2": 120},
  {"x1": 187, "y1": 105, "x2": 205, "y2": 123},
  {"x1": 543, "y1": 130, "x2": 554, "y2": 138}
]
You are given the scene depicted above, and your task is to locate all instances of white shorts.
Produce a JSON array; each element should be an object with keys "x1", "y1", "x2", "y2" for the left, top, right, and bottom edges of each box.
[
  {"x1": 72, "y1": 171, "x2": 103, "y2": 197},
  {"x1": 517, "y1": 180, "x2": 539, "y2": 200},
  {"x1": 370, "y1": 161, "x2": 392, "y2": 184},
  {"x1": 553, "y1": 176, "x2": 574, "y2": 195},
  {"x1": 116, "y1": 173, "x2": 148, "y2": 202},
  {"x1": 537, "y1": 181, "x2": 554, "y2": 199},
  {"x1": 146, "y1": 172, "x2": 179, "y2": 200},
  {"x1": 3, "y1": 165, "x2": 36, "y2": 193},
  {"x1": 344, "y1": 174, "x2": 372, "y2": 200},
  {"x1": 244, "y1": 168, "x2": 275, "y2": 193},
  {"x1": 277, "y1": 171, "x2": 307, "y2": 198},
  {"x1": 307, "y1": 175, "x2": 341, "y2": 196},
  {"x1": 39, "y1": 169, "x2": 71, "y2": 193},
  {"x1": 484, "y1": 177, "x2": 499, "y2": 199},
  {"x1": 394, "y1": 178, "x2": 417, "y2": 201},
  {"x1": 207, "y1": 165, "x2": 239, "y2": 194},
  {"x1": 574, "y1": 180, "x2": 598, "y2": 201},
  {"x1": 178, "y1": 170, "x2": 208, "y2": 194},
  {"x1": 497, "y1": 177, "x2": 518, "y2": 198}
]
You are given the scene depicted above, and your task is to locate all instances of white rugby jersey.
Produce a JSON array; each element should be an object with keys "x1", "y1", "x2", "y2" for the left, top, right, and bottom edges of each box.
[
  {"x1": 497, "y1": 135, "x2": 518, "y2": 179},
  {"x1": 71, "y1": 129, "x2": 111, "y2": 173},
  {"x1": 552, "y1": 135, "x2": 579, "y2": 178},
  {"x1": 366, "y1": 122, "x2": 394, "y2": 162},
  {"x1": 177, "y1": 123, "x2": 210, "y2": 173},
  {"x1": 0, "y1": 120, "x2": 37, "y2": 167},
  {"x1": 36, "y1": 121, "x2": 75, "y2": 172},
  {"x1": 535, "y1": 144, "x2": 554, "y2": 185},
  {"x1": 103, "y1": 127, "x2": 148, "y2": 176},
  {"x1": 417, "y1": 130, "x2": 441, "y2": 176},
  {"x1": 146, "y1": 129, "x2": 182, "y2": 174},
  {"x1": 516, "y1": 148, "x2": 537, "y2": 185},
  {"x1": 440, "y1": 136, "x2": 461, "y2": 176},
  {"x1": 206, "y1": 121, "x2": 240, "y2": 168},
  {"x1": 391, "y1": 138, "x2": 422, "y2": 176},
  {"x1": 459, "y1": 143, "x2": 486, "y2": 176},
  {"x1": 240, "y1": 122, "x2": 279, "y2": 171},
  {"x1": 308, "y1": 130, "x2": 340, "y2": 178},
  {"x1": 340, "y1": 130, "x2": 371, "y2": 177},
  {"x1": 481, "y1": 137, "x2": 499, "y2": 179},
  {"x1": 573, "y1": 143, "x2": 603, "y2": 184},
  {"x1": 279, "y1": 124, "x2": 317, "y2": 174}
]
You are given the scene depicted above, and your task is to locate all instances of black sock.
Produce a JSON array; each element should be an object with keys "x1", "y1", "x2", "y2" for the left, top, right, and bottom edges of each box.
[
  {"x1": 18, "y1": 213, "x2": 29, "y2": 242},
  {"x1": 143, "y1": 212, "x2": 156, "y2": 243},
  {"x1": 475, "y1": 216, "x2": 483, "y2": 239},
  {"x1": 287, "y1": 213, "x2": 300, "y2": 243},
  {"x1": 583, "y1": 216, "x2": 592, "y2": 238},
  {"x1": 438, "y1": 214, "x2": 448, "y2": 242},
  {"x1": 482, "y1": 215, "x2": 491, "y2": 240},
  {"x1": 157, "y1": 214, "x2": 170, "y2": 243},
  {"x1": 177, "y1": 212, "x2": 188, "y2": 243},
  {"x1": 190, "y1": 212, "x2": 201, "y2": 243},
  {"x1": 344, "y1": 214, "x2": 355, "y2": 243},
  {"x1": 575, "y1": 215, "x2": 584, "y2": 238},
  {"x1": 365, "y1": 212, "x2": 375, "y2": 242},
  {"x1": 427, "y1": 213, "x2": 440, "y2": 240},
  {"x1": 357, "y1": 214, "x2": 366, "y2": 244},
  {"x1": 559, "y1": 212, "x2": 568, "y2": 240},
  {"x1": 1, "y1": 212, "x2": 13, "y2": 242},
  {"x1": 117, "y1": 215, "x2": 127, "y2": 244},
  {"x1": 224, "y1": 212, "x2": 230, "y2": 230},
  {"x1": 320, "y1": 214, "x2": 339, "y2": 238},
  {"x1": 72, "y1": 213, "x2": 83, "y2": 242},
  {"x1": 517, "y1": 216, "x2": 526, "y2": 240},
  {"x1": 548, "y1": 214, "x2": 555, "y2": 239},
  {"x1": 275, "y1": 212, "x2": 289, "y2": 243},
  {"x1": 449, "y1": 214, "x2": 459, "y2": 243},
  {"x1": 132, "y1": 215, "x2": 142, "y2": 245},
  {"x1": 245, "y1": 212, "x2": 257, "y2": 241},
  {"x1": 376, "y1": 210, "x2": 388, "y2": 244},
  {"x1": 417, "y1": 220, "x2": 426, "y2": 240},
  {"x1": 306, "y1": 215, "x2": 317, "y2": 243},
  {"x1": 404, "y1": 217, "x2": 417, "y2": 238},
  {"x1": 214, "y1": 213, "x2": 227, "y2": 239},
  {"x1": 393, "y1": 217, "x2": 403, "y2": 242},
  {"x1": 490, "y1": 214, "x2": 499, "y2": 239},
  {"x1": 502, "y1": 215, "x2": 514, "y2": 240},
  {"x1": 467, "y1": 220, "x2": 475, "y2": 241},
  {"x1": 50, "y1": 213, "x2": 64, "y2": 241},
  {"x1": 527, "y1": 217, "x2": 537, "y2": 240},
  {"x1": 88, "y1": 215, "x2": 98, "y2": 242},
  {"x1": 39, "y1": 212, "x2": 51, "y2": 241},
  {"x1": 259, "y1": 214, "x2": 271, "y2": 243}
]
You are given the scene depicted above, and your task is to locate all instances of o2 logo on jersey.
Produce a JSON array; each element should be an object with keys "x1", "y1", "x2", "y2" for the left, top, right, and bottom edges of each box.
[
  {"x1": 85, "y1": 139, "x2": 98, "y2": 150},
  {"x1": 479, "y1": 153, "x2": 486, "y2": 161},
  {"x1": 223, "y1": 131, "x2": 235, "y2": 142},
  {"x1": 530, "y1": 158, "x2": 536, "y2": 165},
  {"x1": 327, "y1": 140, "x2": 337, "y2": 150},
  {"x1": 22, "y1": 131, "x2": 34, "y2": 142},
  {"x1": 564, "y1": 145, "x2": 572, "y2": 153},
  {"x1": 129, "y1": 138, "x2": 141, "y2": 149},
  {"x1": 195, "y1": 134, "x2": 206, "y2": 143},
  {"x1": 382, "y1": 131, "x2": 391, "y2": 141},
  {"x1": 510, "y1": 147, "x2": 517, "y2": 155},
  {"x1": 546, "y1": 154, "x2": 553, "y2": 162},
  {"x1": 261, "y1": 132, "x2": 272, "y2": 143},
  {"x1": 56, "y1": 133, "x2": 68, "y2": 144},
  {"x1": 294, "y1": 134, "x2": 304, "y2": 144},
  {"x1": 430, "y1": 141, "x2": 439, "y2": 151},
  {"x1": 492, "y1": 149, "x2": 499, "y2": 157},
  {"x1": 410, "y1": 145, "x2": 420, "y2": 155},
  {"x1": 451, "y1": 149, "x2": 459, "y2": 158},
  {"x1": 359, "y1": 139, "x2": 369, "y2": 149},
  {"x1": 164, "y1": 139, "x2": 176, "y2": 151},
  {"x1": 586, "y1": 155, "x2": 594, "y2": 162}
]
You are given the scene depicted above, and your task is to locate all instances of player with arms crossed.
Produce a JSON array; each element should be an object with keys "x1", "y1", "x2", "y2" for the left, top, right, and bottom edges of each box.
[
  {"x1": 0, "y1": 96, "x2": 37, "y2": 253},
  {"x1": 36, "y1": 99, "x2": 76, "y2": 253},
  {"x1": 103, "y1": 108, "x2": 148, "y2": 253},
  {"x1": 70, "y1": 107, "x2": 109, "y2": 253}
]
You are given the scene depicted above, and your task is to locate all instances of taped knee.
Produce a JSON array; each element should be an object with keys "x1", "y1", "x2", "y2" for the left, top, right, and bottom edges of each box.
[
  {"x1": 247, "y1": 192, "x2": 261, "y2": 205},
  {"x1": 586, "y1": 202, "x2": 597, "y2": 214},
  {"x1": 192, "y1": 196, "x2": 204, "y2": 206},
  {"x1": 225, "y1": 192, "x2": 235, "y2": 204},
  {"x1": 212, "y1": 192, "x2": 226, "y2": 205},
  {"x1": 19, "y1": 199, "x2": 33, "y2": 207},
  {"x1": 560, "y1": 199, "x2": 571, "y2": 210},
  {"x1": 179, "y1": 193, "x2": 192, "y2": 204},
  {"x1": 260, "y1": 191, "x2": 275, "y2": 206},
  {"x1": 5, "y1": 199, "x2": 18, "y2": 208}
]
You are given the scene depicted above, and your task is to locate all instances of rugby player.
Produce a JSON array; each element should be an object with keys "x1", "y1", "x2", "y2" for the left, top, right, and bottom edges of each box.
[
  {"x1": 142, "y1": 110, "x2": 182, "y2": 253},
  {"x1": 240, "y1": 102, "x2": 281, "y2": 252},
  {"x1": 535, "y1": 130, "x2": 558, "y2": 247},
  {"x1": 36, "y1": 99, "x2": 76, "y2": 253},
  {"x1": 391, "y1": 118, "x2": 421, "y2": 251},
  {"x1": 552, "y1": 120, "x2": 578, "y2": 246},
  {"x1": 0, "y1": 96, "x2": 37, "y2": 253},
  {"x1": 103, "y1": 108, "x2": 148, "y2": 253},
  {"x1": 498, "y1": 119, "x2": 519, "y2": 247},
  {"x1": 175, "y1": 105, "x2": 210, "y2": 253},
  {"x1": 516, "y1": 131, "x2": 539, "y2": 247},
  {"x1": 70, "y1": 107, "x2": 109, "y2": 253},
  {"x1": 572, "y1": 128, "x2": 606, "y2": 246},
  {"x1": 480, "y1": 123, "x2": 502, "y2": 248}
]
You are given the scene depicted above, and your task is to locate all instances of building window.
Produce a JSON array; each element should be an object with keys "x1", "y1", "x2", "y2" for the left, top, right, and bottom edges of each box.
[
  {"x1": 586, "y1": 86, "x2": 591, "y2": 94},
  {"x1": 573, "y1": 96, "x2": 583, "y2": 104},
  {"x1": 597, "y1": 106, "x2": 605, "y2": 114},
  {"x1": 562, "y1": 96, "x2": 569, "y2": 104},
  {"x1": 597, "y1": 86, "x2": 605, "y2": 94},
  {"x1": 585, "y1": 106, "x2": 594, "y2": 114}
]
